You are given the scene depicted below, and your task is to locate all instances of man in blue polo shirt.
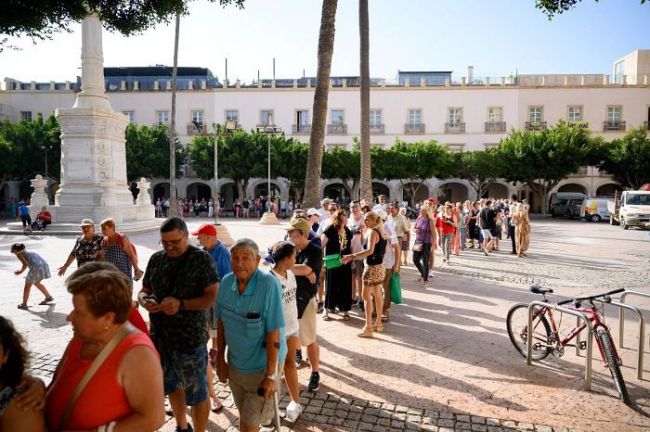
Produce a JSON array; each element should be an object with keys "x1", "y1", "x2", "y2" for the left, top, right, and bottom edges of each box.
[{"x1": 215, "y1": 238, "x2": 286, "y2": 432}]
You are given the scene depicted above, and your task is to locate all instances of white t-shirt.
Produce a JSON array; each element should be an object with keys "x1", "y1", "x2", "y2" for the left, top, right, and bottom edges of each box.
[
  {"x1": 382, "y1": 221, "x2": 398, "y2": 268},
  {"x1": 270, "y1": 269, "x2": 299, "y2": 336}
]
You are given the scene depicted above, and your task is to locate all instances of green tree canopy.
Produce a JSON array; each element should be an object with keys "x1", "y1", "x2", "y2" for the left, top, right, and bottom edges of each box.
[
  {"x1": 272, "y1": 138, "x2": 309, "y2": 203},
  {"x1": 536, "y1": 0, "x2": 647, "y2": 18},
  {"x1": 1, "y1": 0, "x2": 244, "y2": 51},
  {"x1": 125, "y1": 123, "x2": 184, "y2": 180},
  {"x1": 597, "y1": 127, "x2": 650, "y2": 189},
  {"x1": 494, "y1": 121, "x2": 601, "y2": 213},
  {"x1": 454, "y1": 150, "x2": 500, "y2": 199},
  {"x1": 0, "y1": 114, "x2": 61, "y2": 192},
  {"x1": 322, "y1": 145, "x2": 361, "y2": 199}
]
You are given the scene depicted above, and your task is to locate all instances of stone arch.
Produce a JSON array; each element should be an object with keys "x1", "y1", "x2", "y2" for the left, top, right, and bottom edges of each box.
[
  {"x1": 557, "y1": 183, "x2": 588, "y2": 194},
  {"x1": 486, "y1": 182, "x2": 509, "y2": 199},
  {"x1": 186, "y1": 181, "x2": 213, "y2": 201},
  {"x1": 596, "y1": 183, "x2": 622, "y2": 197},
  {"x1": 372, "y1": 181, "x2": 390, "y2": 200},
  {"x1": 401, "y1": 182, "x2": 429, "y2": 206},
  {"x1": 435, "y1": 180, "x2": 470, "y2": 203},
  {"x1": 247, "y1": 178, "x2": 287, "y2": 201},
  {"x1": 323, "y1": 182, "x2": 350, "y2": 201},
  {"x1": 151, "y1": 181, "x2": 170, "y2": 201}
]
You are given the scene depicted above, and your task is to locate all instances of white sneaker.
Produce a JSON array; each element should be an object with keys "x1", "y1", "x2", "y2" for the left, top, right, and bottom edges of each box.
[{"x1": 285, "y1": 400, "x2": 303, "y2": 422}]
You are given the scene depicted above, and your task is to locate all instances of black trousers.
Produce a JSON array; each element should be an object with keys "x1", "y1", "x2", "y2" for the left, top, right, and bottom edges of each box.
[{"x1": 509, "y1": 225, "x2": 516, "y2": 253}]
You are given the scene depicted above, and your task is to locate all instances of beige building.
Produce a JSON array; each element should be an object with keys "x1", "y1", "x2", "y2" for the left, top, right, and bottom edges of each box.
[{"x1": 1, "y1": 50, "x2": 649, "y2": 210}]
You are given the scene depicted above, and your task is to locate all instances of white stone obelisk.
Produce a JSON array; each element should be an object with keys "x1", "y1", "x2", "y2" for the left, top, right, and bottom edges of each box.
[{"x1": 50, "y1": 14, "x2": 156, "y2": 230}]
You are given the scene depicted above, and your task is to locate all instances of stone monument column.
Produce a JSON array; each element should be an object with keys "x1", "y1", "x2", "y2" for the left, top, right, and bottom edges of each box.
[{"x1": 52, "y1": 14, "x2": 155, "y2": 229}]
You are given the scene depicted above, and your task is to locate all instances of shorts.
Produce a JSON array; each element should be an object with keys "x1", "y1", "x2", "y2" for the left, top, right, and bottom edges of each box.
[
  {"x1": 481, "y1": 229, "x2": 494, "y2": 241},
  {"x1": 401, "y1": 240, "x2": 409, "y2": 251},
  {"x1": 162, "y1": 345, "x2": 208, "y2": 405},
  {"x1": 229, "y1": 367, "x2": 276, "y2": 428},
  {"x1": 21, "y1": 215, "x2": 32, "y2": 228},
  {"x1": 352, "y1": 260, "x2": 364, "y2": 278},
  {"x1": 363, "y1": 264, "x2": 386, "y2": 286},
  {"x1": 298, "y1": 297, "x2": 318, "y2": 347}
]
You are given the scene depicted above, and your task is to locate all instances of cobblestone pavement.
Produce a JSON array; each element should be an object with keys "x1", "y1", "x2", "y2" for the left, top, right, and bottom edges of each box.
[{"x1": 3, "y1": 217, "x2": 649, "y2": 432}]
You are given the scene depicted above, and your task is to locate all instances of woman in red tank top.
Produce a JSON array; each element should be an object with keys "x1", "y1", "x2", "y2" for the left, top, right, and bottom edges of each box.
[{"x1": 46, "y1": 263, "x2": 164, "y2": 432}]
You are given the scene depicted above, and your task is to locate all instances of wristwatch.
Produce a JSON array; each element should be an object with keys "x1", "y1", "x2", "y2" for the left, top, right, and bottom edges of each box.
[{"x1": 178, "y1": 298, "x2": 185, "y2": 312}]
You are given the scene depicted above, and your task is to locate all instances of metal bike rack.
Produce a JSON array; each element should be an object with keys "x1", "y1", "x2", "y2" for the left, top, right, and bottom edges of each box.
[
  {"x1": 617, "y1": 290, "x2": 650, "y2": 380},
  {"x1": 528, "y1": 301, "x2": 594, "y2": 391},
  {"x1": 593, "y1": 299, "x2": 645, "y2": 380}
]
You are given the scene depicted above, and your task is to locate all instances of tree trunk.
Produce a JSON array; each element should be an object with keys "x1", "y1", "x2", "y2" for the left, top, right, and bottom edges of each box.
[
  {"x1": 236, "y1": 180, "x2": 245, "y2": 203},
  {"x1": 359, "y1": 0, "x2": 372, "y2": 203},
  {"x1": 168, "y1": 14, "x2": 180, "y2": 217},
  {"x1": 303, "y1": 0, "x2": 338, "y2": 209}
]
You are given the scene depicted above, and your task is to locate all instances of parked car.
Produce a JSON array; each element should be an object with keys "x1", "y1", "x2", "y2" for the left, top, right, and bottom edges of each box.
[
  {"x1": 565, "y1": 198, "x2": 585, "y2": 219},
  {"x1": 580, "y1": 197, "x2": 612, "y2": 222},
  {"x1": 549, "y1": 192, "x2": 586, "y2": 218},
  {"x1": 608, "y1": 190, "x2": 650, "y2": 229}
]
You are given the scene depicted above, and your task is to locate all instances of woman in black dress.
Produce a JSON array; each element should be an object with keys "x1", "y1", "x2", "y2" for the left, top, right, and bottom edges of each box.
[{"x1": 321, "y1": 209, "x2": 353, "y2": 321}]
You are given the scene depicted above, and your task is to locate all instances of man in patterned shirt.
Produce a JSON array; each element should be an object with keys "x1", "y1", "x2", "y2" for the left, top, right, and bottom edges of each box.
[
  {"x1": 57, "y1": 218, "x2": 104, "y2": 276},
  {"x1": 139, "y1": 217, "x2": 218, "y2": 432}
]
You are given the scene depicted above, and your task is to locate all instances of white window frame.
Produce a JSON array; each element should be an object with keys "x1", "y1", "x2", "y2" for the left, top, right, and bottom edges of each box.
[
  {"x1": 296, "y1": 109, "x2": 309, "y2": 126},
  {"x1": 407, "y1": 109, "x2": 422, "y2": 126},
  {"x1": 447, "y1": 107, "x2": 463, "y2": 126},
  {"x1": 225, "y1": 110, "x2": 239, "y2": 123},
  {"x1": 369, "y1": 109, "x2": 382, "y2": 126},
  {"x1": 260, "y1": 109, "x2": 274, "y2": 126},
  {"x1": 528, "y1": 106, "x2": 544, "y2": 123},
  {"x1": 330, "y1": 109, "x2": 345, "y2": 125},
  {"x1": 191, "y1": 110, "x2": 204, "y2": 125},
  {"x1": 20, "y1": 111, "x2": 32, "y2": 121},
  {"x1": 607, "y1": 105, "x2": 622, "y2": 124},
  {"x1": 487, "y1": 107, "x2": 502, "y2": 123},
  {"x1": 567, "y1": 106, "x2": 583, "y2": 122},
  {"x1": 122, "y1": 111, "x2": 135, "y2": 123},
  {"x1": 156, "y1": 110, "x2": 169, "y2": 125}
]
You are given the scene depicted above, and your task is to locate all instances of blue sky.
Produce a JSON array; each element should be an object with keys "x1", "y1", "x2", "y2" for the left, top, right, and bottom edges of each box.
[{"x1": 0, "y1": 0, "x2": 648, "y2": 82}]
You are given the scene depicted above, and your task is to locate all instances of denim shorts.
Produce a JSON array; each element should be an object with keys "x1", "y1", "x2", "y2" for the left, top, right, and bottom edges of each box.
[{"x1": 162, "y1": 345, "x2": 208, "y2": 405}]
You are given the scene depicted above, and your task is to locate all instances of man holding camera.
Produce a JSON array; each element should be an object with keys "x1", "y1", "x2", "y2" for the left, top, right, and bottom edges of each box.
[{"x1": 139, "y1": 217, "x2": 219, "y2": 432}]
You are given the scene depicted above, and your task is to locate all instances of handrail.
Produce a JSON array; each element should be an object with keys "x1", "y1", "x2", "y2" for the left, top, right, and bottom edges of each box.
[{"x1": 528, "y1": 301, "x2": 594, "y2": 390}]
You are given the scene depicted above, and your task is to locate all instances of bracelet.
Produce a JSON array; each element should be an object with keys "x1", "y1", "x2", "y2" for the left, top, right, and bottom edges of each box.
[{"x1": 265, "y1": 374, "x2": 276, "y2": 381}]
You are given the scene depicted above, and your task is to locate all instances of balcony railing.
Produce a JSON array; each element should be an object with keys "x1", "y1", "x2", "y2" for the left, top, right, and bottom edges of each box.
[
  {"x1": 525, "y1": 121, "x2": 547, "y2": 131},
  {"x1": 404, "y1": 123, "x2": 425, "y2": 134},
  {"x1": 292, "y1": 124, "x2": 311, "y2": 135},
  {"x1": 327, "y1": 123, "x2": 348, "y2": 134},
  {"x1": 603, "y1": 120, "x2": 626, "y2": 131},
  {"x1": 568, "y1": 121, "x2": 590, "y2": 129},
  {"x1": 187, "y1": 122, "x2": 207, "y2": 135},
  {"x1": 485, "y1": 121, "x2": 506, "y2": 133},
  {"x1": 370, "y1": 124, "x2": 385, "y2": 134},
  {"x1": 445, "y1": 122, "x2": 466, "y2": 133}
]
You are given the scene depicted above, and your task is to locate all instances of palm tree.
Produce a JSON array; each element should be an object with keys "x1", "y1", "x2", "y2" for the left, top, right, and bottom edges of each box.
[
  {"x1": 169, "y1": 13, "x2": 180, "y2": 216},
  {"x1": 359, "y1": 0, "x2": 372, "y2": 204},
  {"x1": 303, "y1": 0, "x2": 338, "y2": 208}
]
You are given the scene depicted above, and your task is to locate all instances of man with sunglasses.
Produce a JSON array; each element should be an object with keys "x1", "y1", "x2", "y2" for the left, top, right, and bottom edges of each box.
[{"x1": 139, "y1": 217, "x2": 219, "y2": 432}]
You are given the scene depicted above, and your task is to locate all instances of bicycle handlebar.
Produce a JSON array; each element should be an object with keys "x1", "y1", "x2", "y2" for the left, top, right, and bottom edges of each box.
[{"x1": 556, "y1": 288, "x2": 625, "y2": 306}]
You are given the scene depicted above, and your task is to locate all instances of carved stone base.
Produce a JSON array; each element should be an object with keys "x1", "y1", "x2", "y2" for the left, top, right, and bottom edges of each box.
[
  {"x1": 259, "y1": 211, "x2": 280, "y2": 225},
  {"x1": 215, "y1": 224, "x2": 235, "y2": 246}
]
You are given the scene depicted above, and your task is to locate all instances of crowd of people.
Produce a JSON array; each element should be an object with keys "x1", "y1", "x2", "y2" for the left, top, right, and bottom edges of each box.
[
  {"x1": 2, "y1": 194, "x2": 532, "y2": 431},
  {"x1": 155, "y1": 195, "x2": 300, "y2": 220}
]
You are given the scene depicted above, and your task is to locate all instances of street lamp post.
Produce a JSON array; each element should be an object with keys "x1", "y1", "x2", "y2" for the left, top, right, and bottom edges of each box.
[{"x1": 256, "y1": 124, "x2": 283, "y2": 224}]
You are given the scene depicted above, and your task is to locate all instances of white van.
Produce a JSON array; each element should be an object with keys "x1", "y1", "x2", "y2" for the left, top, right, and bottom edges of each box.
[
  {"x1": 580, "y1": 197, "x2": 612, "y2": 222},
  {"x1": 549, "y1": 192, "x2": 586, "y2": 217}
]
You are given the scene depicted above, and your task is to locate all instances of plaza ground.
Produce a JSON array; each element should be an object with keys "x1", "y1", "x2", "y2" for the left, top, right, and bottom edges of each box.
[{"x1": 1, "y1": 218, "x2": 648, "y2": 431}]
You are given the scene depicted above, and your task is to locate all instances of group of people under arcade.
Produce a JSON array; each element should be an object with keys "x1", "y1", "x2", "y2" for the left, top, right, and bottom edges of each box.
[{"x1": 2, "y1": 193, "x2": 532, "y2": 432}]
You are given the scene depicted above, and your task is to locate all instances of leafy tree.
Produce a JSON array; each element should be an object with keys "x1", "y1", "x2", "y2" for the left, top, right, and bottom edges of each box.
[
  {"x1": 536, "y1": 0, "x2": 647, "y2": 18},
  {"x1": 303, "y1": 0, "x2": 339, "y2": 208},
  {"x1": 0, "y1": 114, "x2": 61, "y2": 192},
  {"x1": 124, "y1": 123, "x2": 184, "y2": 180},
  {"x1": 597, "y1": 127, "x2": 650, "y2": 189},
  {"x1": 454, "y1": 150, "x2": 500, "y2": 199},
  {"x1": 373, "y1": 140, "x2": 454, "y2": 206},
  {"x1": 322, "y1": 146, "x2": 361, "y2": 199},
  {"x1": 495, "y1": 121, "x2": 601, "y2": 214},
  {"x1": 272, "y1": 138, "x2": 309, "y2": 203},
  {"x1": 1, "y1": 0, "x2": 245, "y2": 51}
]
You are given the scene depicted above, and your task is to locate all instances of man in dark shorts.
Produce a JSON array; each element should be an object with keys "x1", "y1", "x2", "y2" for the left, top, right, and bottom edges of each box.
[
  {"x1": 286, "y1": 218, "x2": 323, "y2": 392},
  {"x1": 139, "y1": 217, "x2": 218, "y2": 432}
]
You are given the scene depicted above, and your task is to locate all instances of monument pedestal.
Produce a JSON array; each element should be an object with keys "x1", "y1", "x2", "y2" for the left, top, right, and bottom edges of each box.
[{"x1": 259, "y1": 211, "x2": 280, "y2": 225}]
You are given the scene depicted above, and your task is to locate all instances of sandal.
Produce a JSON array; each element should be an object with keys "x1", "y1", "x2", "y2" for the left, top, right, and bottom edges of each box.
[
  {"x1": 39, "y1": 297, "x2": 54, "y2": 305},
  {"x1": 211, "y1": 399, "x2": 223, "y2": 414},
  {"x1": 322, "y1": 313, "x2": 330, "y2": 321},
  {"x1": 17, "y1": 304, "x2": 28, "y2": 310},
  {"x1": 342, "y1": 313, "x2": 350, "y2": 321},
  {"x1": 373, "y1": 323, "x2": 384, "y2": 333},
  {"x1": 358, "y1": 328, "x2": 374, "y2": 338}
]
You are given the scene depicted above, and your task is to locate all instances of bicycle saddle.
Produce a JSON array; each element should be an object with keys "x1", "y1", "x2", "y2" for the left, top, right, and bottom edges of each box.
[{"x1": 530, "y1": 285, "x2": 553, "y2": 295}]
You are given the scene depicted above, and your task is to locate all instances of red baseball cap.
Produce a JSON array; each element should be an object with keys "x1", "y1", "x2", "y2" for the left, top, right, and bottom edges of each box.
[{"x1": 191, "y1": 223, "x2": 217, "y2": 236}]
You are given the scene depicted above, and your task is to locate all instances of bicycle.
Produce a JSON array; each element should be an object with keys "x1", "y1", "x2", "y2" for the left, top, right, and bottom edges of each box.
[{"x1": 506, "y1": 284, "x2": 630, "y2": 404}]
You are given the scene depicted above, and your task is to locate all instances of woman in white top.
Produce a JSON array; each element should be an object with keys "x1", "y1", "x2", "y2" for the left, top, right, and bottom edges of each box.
[{"x1": 268, "y1": 241, "x2": 302, "y2": 422}]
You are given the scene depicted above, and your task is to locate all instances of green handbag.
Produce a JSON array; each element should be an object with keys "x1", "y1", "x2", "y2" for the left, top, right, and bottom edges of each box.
[{"x1": 390, "y1": 272, "x2": 402, "y2": 304}]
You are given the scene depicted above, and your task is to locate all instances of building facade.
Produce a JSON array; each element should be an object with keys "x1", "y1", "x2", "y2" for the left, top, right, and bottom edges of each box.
[{"x1": 1, "y1": 49, "x2": 649, "y2": 210}]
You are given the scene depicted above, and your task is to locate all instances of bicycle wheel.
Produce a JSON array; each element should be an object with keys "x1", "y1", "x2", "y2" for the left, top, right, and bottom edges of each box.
[
  {"x1": 595, "y1": 328, "x2": 630, "y2": 404},
  {"x1": 506, "y1": 303, "x2": 552, "y2": 361}
]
